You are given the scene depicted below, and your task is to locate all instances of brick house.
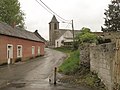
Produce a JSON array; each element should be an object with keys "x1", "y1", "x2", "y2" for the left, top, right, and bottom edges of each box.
[{"x1": 0, "y1": 22, "x2": 45, "y2": 65}]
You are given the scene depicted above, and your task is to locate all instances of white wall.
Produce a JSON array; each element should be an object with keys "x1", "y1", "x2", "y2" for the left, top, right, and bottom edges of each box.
[{"x1": 55, "y1": 30, "x2": 73, "y2": 47}]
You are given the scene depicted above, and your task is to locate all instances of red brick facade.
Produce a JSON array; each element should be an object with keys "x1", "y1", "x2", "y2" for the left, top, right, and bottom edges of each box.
[{"x1": 0, "y1": 35, "x2": 45, "y2": 64}]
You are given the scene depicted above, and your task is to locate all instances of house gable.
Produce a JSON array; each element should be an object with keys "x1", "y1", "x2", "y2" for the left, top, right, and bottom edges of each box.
[{"x1": 63, "y1": 30, "x2": 73, "y2": 39}]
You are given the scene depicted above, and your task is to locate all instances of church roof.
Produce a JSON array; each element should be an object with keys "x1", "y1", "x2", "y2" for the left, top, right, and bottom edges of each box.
[
  {"x1": 56, "y1": 29, "x2": 80, "y2": 40},
  {"x1": 49, "y1": 15, "x2": 59, "y2": 23}
]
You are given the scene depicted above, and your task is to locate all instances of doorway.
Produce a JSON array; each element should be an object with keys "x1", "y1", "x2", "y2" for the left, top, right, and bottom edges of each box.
[{"x1": 7, "y1": 44, "x2": 13, "y2": 64}]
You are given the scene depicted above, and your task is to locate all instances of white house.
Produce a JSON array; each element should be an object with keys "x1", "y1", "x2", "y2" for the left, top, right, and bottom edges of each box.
[{"x1": 55, "y1": 30, "x2": 73, "y2": 47}]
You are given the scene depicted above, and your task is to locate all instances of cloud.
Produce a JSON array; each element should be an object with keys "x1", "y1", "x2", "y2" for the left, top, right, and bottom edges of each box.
[{"x1": 19, "y1": 0, "x2": 111, "y2": 40}]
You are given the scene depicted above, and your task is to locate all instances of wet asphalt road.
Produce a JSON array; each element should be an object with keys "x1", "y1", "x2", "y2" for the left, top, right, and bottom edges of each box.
[{"x1": 0, "y1": 48, "x2": 92, "y2": 90}]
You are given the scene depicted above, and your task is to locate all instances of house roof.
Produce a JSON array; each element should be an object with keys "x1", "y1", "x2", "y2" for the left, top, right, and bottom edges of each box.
[
  {"x1": 34, "y1": 30, "x2": 47, "y2": 42},
  {"x1": 49, "y1": 15, "x2": 59, "y2": 23},
  {"x1": 0, "y1": 22, "x2": 44, "y2": 42}
]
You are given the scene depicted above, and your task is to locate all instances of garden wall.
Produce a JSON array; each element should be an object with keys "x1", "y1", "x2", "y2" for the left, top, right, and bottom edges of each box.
[{"x1": 90, "y1": 43, "x2": 115, "y2": 90}]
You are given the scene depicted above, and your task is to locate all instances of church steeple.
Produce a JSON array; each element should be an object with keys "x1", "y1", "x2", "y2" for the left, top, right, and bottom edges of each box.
[
  {"x1": 49, "y1": 15, "x2": 59, "y2": 23},
  {"x1": 49, "y1": 15, "x2": 59, "y2": 46}
]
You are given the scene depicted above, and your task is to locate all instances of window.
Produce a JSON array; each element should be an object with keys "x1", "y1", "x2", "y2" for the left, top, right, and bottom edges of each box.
[
  {"x1": 54, "y1": 23, "x2": 57, "y2": 29},
  {"x1": 17, "y1": 45, "x2": 22, "y2": 58},
  {"x1": 38, "y1": 46, "x2": 40, "y2": 55},
  {"x1": 32, "y1": 46, "x2": 35, "y2": 55}
]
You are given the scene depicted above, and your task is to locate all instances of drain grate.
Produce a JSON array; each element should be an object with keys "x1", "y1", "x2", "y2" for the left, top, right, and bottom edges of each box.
[{"x1": 8, "y1": 83, "x2": 26, "y2": 88}]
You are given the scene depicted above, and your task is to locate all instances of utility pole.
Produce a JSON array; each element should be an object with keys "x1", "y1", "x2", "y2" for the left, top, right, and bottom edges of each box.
[
  {"x1": 72, "y1": 20, "x2": 74, "y2": 49},
  {"x1": 62, "y1": 20, "x2": 75, "y2": 49}
]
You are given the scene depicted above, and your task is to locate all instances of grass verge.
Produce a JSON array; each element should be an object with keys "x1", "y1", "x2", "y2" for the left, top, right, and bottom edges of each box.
[
  {"x1": 59, "y1": 50, "x2": 80, "y2": 75},
  {"x1": 54, "y1": 47, "x2": 106, "y2": 90},
  {"x1": 53, "y1": 47, "x2": 71, "y2": 53}
]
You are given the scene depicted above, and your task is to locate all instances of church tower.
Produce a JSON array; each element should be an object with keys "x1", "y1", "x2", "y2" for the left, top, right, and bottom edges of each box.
[{"x1": 49, "y1": 15, "x2": 59, "y2": 46}]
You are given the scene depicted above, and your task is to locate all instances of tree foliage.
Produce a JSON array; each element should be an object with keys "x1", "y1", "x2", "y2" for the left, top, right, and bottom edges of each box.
[
  {"x1": 103, "y1": 0, "x2": 120, "y2": 32},
  {"x1": 0, "y1": 0, "x2": 25, "y2": 28},
  {"x1": 75, "y1": 27, "x2": 98, "y2": 44}
]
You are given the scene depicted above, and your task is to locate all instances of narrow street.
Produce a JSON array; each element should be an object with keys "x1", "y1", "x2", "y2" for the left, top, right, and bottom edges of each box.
[{"x1": 0, "y1": 48, "x2": 91, "y2": 90}]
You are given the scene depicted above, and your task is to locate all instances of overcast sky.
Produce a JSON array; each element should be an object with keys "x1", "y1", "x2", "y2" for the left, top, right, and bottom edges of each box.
[{"x1": 19, "y1": 0, "x2": 111, "y2": 40}]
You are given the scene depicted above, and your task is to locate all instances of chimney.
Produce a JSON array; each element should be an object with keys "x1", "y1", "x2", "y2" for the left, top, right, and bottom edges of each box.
[
  {"x1": 35, "y1": 30, "x2": 38, "y2": 33},
  {"x1": 12, "y1": 22, "x2": 16, "y2": 28}
]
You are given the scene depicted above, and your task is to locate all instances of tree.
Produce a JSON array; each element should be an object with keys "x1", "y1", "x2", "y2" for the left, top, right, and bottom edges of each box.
[
  {"x1": 75, "y1": 27, "x2": 98, "y2": 44},
  {"x1": 0, "y1": 0, "x2": 25, "y2": 28},
  {"x1": 74, "y1": 27, "x2": 98, "y2": 49},
  {"x1": 103, "y1": 0, "x2": 120, "y2": 32}
]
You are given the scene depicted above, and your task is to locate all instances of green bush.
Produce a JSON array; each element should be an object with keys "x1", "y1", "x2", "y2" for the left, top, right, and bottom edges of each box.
[{"x1": 75, "y1": 27, "x2": 98, "y2": 45}]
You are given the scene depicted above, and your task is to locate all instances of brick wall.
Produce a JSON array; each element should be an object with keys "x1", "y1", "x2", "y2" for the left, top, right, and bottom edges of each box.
[{"x1": 0, "y1": 35, "x2": 45, "y2": 64}]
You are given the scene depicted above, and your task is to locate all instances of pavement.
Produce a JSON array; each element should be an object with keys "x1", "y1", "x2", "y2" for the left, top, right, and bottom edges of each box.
[
  {"x1": 0, "y1": 48, "x2": 67, "y2": 89},
  {"x1": 0, "y1": 48, "x2": 92, "y2": 90}
]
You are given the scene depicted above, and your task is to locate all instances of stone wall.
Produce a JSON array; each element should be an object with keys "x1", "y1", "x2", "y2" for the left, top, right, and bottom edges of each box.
[
  {"x1": 90, "y1": 43, "x2": 116, "y2": 90},
  {"x1": 94, "y1": 32, "x2": 120, "y2": 43},
  {"x1": 79, "y1": 39, "x2": 120, "y2": 90}
]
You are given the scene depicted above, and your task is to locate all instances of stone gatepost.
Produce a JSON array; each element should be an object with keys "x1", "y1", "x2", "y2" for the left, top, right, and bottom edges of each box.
[{"x1": 79, "y1": 43, "x2": 91, "y2": 68}]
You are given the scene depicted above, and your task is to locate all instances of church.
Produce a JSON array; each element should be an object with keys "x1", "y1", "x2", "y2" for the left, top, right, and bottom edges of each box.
[{"x1": 49, "y1": 15, "x2": 80, "y2": 48}]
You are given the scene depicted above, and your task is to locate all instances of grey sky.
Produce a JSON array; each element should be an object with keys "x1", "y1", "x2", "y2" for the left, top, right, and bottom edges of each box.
[{"x1": 19, "y1": 0, "x2": 111, "y2": 40}]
